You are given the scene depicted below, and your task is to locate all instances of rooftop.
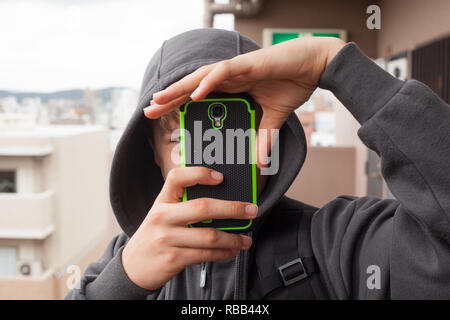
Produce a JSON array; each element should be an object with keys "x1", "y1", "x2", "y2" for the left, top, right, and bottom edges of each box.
[{"x1": 0, "y1": 125, "x2": 108, "y2": 156}]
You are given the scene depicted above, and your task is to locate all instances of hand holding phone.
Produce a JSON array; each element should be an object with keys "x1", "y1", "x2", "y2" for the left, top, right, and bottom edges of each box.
[
  {"x1": 180, "y1": 92, "x2": 258, "y2": 233},
  {"x1": 122, "y1": 166, "x2": 254, "y2": 291}
]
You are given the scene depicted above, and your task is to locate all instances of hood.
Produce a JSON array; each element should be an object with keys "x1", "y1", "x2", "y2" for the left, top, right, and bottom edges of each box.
[{"x1": 110, "y1": 28, "x2": 307, "y2": 237}]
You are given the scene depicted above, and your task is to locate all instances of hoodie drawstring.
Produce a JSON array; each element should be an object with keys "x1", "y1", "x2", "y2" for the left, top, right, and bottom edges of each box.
[{"x1": 200, "y1": 262, "x2": 207, "y2": 288}]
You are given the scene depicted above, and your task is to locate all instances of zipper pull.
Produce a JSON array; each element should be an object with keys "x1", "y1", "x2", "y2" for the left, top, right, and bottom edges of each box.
[{"x1": 200, "y1": 262, "x2": 207, "y2": 288}]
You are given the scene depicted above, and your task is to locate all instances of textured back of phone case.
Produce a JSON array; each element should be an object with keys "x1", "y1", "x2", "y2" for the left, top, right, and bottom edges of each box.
[{"x1": 180, "y1": 93, "x2": 256, "y2": 232}]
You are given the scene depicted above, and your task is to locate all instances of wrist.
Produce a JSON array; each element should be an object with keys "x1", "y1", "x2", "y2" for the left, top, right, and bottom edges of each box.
[
  {"x1": 324, "y1": 38, "x2": 346, "y2": 67},
  {"x1": 121, "y1": 242, "x2": 163, "y2": 291},
  {"x1": 121, "y1": 243, "x2": 143, "y2": 289},
  {"x1": 301, "y1": 37, "x2": 346, "y2": 86}
]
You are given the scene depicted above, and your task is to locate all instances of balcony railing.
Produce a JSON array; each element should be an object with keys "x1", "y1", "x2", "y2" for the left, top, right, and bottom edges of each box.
[{"x1": 0, "y1": 190, "x2": 54, "y2": 239}]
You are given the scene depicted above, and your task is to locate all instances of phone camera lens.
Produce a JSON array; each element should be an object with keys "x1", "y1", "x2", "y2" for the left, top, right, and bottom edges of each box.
[{"x1": 211, "y1": 104, "x2": 224, "y2": 118}]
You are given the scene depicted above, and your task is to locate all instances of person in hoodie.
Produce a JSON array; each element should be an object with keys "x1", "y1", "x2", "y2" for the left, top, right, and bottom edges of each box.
[{"x1": 66, "y1": 28, "x2": 450, "y2": 300}]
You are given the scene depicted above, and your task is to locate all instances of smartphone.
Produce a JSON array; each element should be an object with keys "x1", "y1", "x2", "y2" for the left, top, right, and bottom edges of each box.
[{"x1": 179, "y1": 92, "x2": 257, "y2": 233}]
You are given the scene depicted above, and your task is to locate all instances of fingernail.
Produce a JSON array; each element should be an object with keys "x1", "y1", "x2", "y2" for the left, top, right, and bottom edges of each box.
[
  {"x1": 150, "y1": 99, "x2": 155, "y2": 106},
  {"x1": 245, "y1": 204, "x2": 258, "y2": 217},
  {"x1": 210, "y1": 170, "x2": 223, "y2": 180},
  {"x1": 143, "y1": 106, "x2": 152, "y2": 114},
  {"x1": 241, "y1": 235, "x2": 252, "y2": 249},
  {"x1": 191, "y1": 87, "x2": 201, "y2": 99},
  {"x1": 257, "y1": 157, "x2": 269, "y2": 169}
]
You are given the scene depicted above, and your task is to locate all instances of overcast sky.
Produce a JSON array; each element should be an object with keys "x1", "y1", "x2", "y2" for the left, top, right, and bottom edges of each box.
[{"x1": 0, "y1": 0, "x2": 233, "y2": 92}]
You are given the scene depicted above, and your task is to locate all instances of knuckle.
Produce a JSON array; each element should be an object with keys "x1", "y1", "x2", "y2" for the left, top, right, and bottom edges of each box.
[
  {"x1": 199, "y1": 248, "x2": 214, "y2": 261},
  {"x1": 231, "y1": 201, "x2": 243, "y2": 217},
  {"x1": 231, "y1": 235, "x2": 242, "y2": 249},
  {"x1": 173, "y1": 81, "x2": 183, "y2": 91},
  {"x1": 219, "y1": 249, "x2": 234, "y2": 260},
  {"x1": 220, "y1": 59, "x2": 231, "y2": 70},
  {"x1": 148, "y1": 208, "x2": 164, "y2": 225},
  {"x1": 181, "y1": 83, "x2": 190, "y2": 95},
  {"x1": 166, "y1": 170, "x2": 175, "y2": 183},
  {"x1": 153, "y1": 230, "x2": 170, "y2": 246},
  {"x1": 197, "y1": 65, "x2": 208, "y2": 73},
  {"x1": 205, "y1": 229, "x2": 219, "y2": 245},
  {"x1": 166, "y1": 168, "x2": 178, "y2": 181},
  {"x1": 163, "y1": 250, "x2": 178, "y2": 265},
  {"x1": 201, "y1": 167, "x2": 213, "y2": 179},
  {"x1": 194, "y1": 198, "x2": 209, "y2": 214},
  {"x1": 169, "y1": 100, "x2": 179, "y2": 109}
]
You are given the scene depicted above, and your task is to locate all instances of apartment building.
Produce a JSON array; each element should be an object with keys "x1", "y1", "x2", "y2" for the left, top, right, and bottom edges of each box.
[{"x1": 0, "y1": 126, "x2": 115, "y2": 299}]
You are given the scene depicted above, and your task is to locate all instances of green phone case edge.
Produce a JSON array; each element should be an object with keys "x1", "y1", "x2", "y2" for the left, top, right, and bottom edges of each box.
[{"x1": 180, "y1": 97, "x2": 257, "y2": 231}]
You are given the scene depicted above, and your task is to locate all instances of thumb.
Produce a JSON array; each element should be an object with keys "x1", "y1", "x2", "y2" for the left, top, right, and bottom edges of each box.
[{"x1": 256, "y1": 109, "x2": 288, "y2": 169}]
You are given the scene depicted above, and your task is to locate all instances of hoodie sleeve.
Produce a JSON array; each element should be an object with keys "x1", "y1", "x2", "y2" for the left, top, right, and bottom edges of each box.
[
  {"x1": 64, "y1": 233, "x2": 160, "y2": 300},
  {"x1": 311, "y1": 42, "x2": 450, "y2": 299}
]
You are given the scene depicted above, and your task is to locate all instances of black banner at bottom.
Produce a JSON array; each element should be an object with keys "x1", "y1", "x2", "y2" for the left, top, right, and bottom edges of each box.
[{"x1": 0, "y1": 300, "x2": 447, "y2": 318}]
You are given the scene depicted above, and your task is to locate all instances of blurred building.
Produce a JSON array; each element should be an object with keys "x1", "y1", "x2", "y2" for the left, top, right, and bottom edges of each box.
[
  {"x1": 0, "y1": 87, "x2": 138, "y2": 129},
  {"x1": 223, "y1": 0, "x2": 450, "y2": 205},
  {"x1": 296, "y1": 111, "x2": 315, "y2": 144},
  {"x1": 0, "y1": 126, "x2": 117, "y2": 299},
  {"x1": 110, "y1": 88, "x2": 139, "y2": 130}
]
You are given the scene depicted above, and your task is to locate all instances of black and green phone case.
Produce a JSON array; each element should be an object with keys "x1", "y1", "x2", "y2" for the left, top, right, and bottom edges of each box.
[{"x1": 179, "y1": 92, "x2": 257, "y2": 233}]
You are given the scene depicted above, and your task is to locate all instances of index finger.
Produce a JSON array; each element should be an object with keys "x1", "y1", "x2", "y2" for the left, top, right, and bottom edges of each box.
[
  {"x1": 165, "y1": 198, "x2": 258, "y2": 226},
  {"x1": 148, "y1": 55, "x2": 250, "y2": 116},
  {"x1": 152, "y1": 63, "x2": 215, "y2": 105},
  {"x1": 156, "y1": 166, "x2": 223, "y2": 204},
  {"x1": 143, "y1": 65, "x2": 214, "y2": 120},
  {"x1": 187, "y1": 58, "x2": 247, "y2": 101}
]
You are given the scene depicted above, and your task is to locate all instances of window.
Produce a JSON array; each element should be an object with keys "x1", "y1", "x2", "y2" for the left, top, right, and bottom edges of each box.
[
  {"x1": 0, "y1": 171, "x2": 16, "y2": 193},
  {"x1": 0, "y1": 247, "x2": 18, "y2": 276},
  {"x1": 412, "y1": 36, "x2": 450, "y2": 104}
]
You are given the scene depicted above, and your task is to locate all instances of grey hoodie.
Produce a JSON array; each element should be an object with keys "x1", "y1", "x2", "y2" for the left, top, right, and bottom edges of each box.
[{"x1": 66, "y1": 28, "x2": 450, "y2": 300}]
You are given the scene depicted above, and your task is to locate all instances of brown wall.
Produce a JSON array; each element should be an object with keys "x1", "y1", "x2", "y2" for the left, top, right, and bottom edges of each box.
[
  {"x1": 286, "y1": 147, "x2": 355, "y2": 207},
  {"x1": 0, "y1": 235, "x2": 112, "y2": 300},
  {"x1": 378, "y1": 0, "x2": 450, "y2": 56},
  {"x1": 233, "y1": 0, "x2": 450, "y2": 205},
  {"x1": 235, "y1": 0, "x2": 450, "y2": 58},
  {"x1": 235, "y1": 0, "x2": 379, "y2": 57}
]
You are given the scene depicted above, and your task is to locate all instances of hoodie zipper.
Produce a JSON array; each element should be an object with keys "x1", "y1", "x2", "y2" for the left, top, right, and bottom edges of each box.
[
  {"x1": 200, "y1": 253, "x2": 246, "y2": 300},
  {"x1": 200, "y1": 231, "x2": 253, "y2": 300},
  {"x1": 199, "y1": 262, "x2": 210, "y2": 299}
]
